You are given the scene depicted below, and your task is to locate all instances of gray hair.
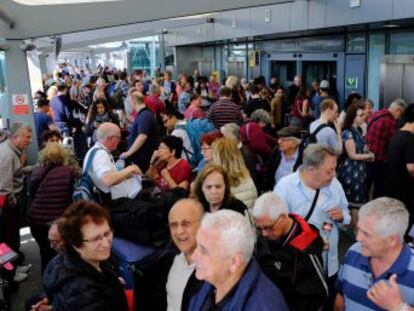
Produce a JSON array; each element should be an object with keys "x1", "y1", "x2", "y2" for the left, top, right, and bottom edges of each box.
[
  {"x1": 359, "y1": 197, "x2": 409, "y2": 242},
  {"x1": 96, "y1": 122, "x2": 119, "y2": 141},
  {"x1": 252, "y1": 192, "x2": 288, "y2": 220},
  {"x1": 149, "y1": 84, "x2": 160, "y2": 95},
  {"x1": 220, "y1": 123, "x2": 241, "y2": 143},
  {"x1": 251, "y1": 109, "x2": 271, "y2": 126},
  {"x1": 389, "y1": 98, "x2": 406, "y2": 112},
  {"x1": 201, "y1": 210, "x2": 255, "y2": 263},
  {"x1": 10, "y1": 122, "x2": 31, "y2": 137},
  {"x1": 301, "y1": 144, "x2": 337, "y2": 170}
]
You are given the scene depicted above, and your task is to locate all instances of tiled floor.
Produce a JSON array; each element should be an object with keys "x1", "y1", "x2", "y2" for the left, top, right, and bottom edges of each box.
[{"x1": 11, "y1": 228, "x2": 43, "y2": 311}]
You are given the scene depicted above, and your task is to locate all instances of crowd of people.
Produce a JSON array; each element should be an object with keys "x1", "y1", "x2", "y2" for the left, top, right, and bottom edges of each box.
[{"x1": 0, "y1": 63, "x2": 413, "y2": 311}]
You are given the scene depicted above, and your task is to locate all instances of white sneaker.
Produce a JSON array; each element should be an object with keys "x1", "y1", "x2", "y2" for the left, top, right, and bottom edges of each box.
[
  {"x1": 13, "y1": 272, "x2": 28, "y2": 283},
  {"x1": 16, "y1": 264, "x2": 32, "y2": 274}
]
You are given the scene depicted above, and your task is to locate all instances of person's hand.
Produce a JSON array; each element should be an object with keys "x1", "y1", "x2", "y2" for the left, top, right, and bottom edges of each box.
[
  {"x1": 327, "y1": 208, "x2": 344, "y2": 222},
  {"x1": 367, "y1": 274, "x2": 404, "y2": 311},
  {"x1": 127, "y1": 164, "x2": 142, "y2": 176},
  {"x1": 30, "y1": 297, "x2": 51, "y2": 311},
  {"x1": 160, "y1": 168, "x2": 171, "y2": 179},
  {"x1": 367, "y1": 152, "x2": 375, "y2": 162}
]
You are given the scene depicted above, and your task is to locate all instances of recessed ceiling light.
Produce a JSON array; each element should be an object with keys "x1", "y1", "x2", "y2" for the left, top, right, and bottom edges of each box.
[
  {"x1": 12, "y1": 0, "x2": 122, "y2": 5},
  {"x1": 384, "y1": 23, "x2": 399, "y2": 28}
]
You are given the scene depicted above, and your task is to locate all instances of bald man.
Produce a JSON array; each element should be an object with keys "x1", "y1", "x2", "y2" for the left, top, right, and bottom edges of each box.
[
  {"x1": 83, "y1": 122, "x2": 142, "y2": 203},
  {"x1": 166, "y1": 199, "x2": 204, "y2": 311}
]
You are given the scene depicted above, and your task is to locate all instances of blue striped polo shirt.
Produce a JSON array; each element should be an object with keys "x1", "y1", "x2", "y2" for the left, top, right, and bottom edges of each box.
[{"x1": 337, "y1": 243, "x2": 414, "y2": 310}]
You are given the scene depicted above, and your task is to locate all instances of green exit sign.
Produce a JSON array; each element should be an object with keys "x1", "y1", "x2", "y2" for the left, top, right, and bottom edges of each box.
[{"x1": 345, "y1": 77, "x2": 358, "y2": 89}]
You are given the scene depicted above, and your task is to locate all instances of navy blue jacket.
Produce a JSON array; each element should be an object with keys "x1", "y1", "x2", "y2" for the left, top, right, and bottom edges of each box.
[
  {"x1": 51, "y1": 95, "x2": 74, "y2": 124},
  {"x1": 188, "y1": 259, "x2": 288, "y2": 311}
]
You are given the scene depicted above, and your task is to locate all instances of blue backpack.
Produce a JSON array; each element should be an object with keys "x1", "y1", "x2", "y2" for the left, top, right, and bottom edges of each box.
[
  {"x1": 184, "y1": 118, "x2": 215, "y2": 166},
  {"x1": 72, "y1": 147, "x2": 103, "y2": 203}
]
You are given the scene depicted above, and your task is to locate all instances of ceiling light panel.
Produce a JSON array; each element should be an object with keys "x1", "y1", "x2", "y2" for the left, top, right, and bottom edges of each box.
[{"x1": 13, "y1": 0, "x2": 122, "y2": 6}]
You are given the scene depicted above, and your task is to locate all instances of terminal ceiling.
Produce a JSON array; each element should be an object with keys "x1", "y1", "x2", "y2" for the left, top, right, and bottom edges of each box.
[{"x1": 0, "y1": 0, "x2": 291, "y2": 49}]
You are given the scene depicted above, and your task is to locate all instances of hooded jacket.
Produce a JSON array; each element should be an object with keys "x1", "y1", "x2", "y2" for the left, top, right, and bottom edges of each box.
[{"x1": 256, "y1": 214, "x2": 329, "y2": 311}]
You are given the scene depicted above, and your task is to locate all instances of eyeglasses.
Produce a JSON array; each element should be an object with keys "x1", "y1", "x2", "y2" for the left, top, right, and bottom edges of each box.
[
  {"x1": 82, "y1": 230, "x2": 113, "y2": 243},
  {"x1": 169, "y1": 219, "x2": 201, "y2": 230},
  {"x1": 256, "y1": 217, "x2": 281, "y2": 232},
  {"x1": 110, "y1": 135, "x2": 121, "y2": 140},
  {"x1": 201, "y1": 146, "x2": 212, "y2": 151}
]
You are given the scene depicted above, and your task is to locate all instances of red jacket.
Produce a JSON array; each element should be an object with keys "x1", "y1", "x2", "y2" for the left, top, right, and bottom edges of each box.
[{"x1": 241, "y1": 121, "x2": 278, "y2": 160}]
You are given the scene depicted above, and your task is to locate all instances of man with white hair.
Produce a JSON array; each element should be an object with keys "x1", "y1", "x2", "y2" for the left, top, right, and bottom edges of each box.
[
  {"x1": 189, "y1": 210, "x2": 288, "y2": 310},
  {"x1": 84, "y1": 122, "x2": 142, "y2": 203},
  {"x1": 366, "y1": 98, "x2": 406, "y2": 198},
  {"x1": 335, "y1": 197, "x2": 414, "y2": 311},
  {"x1": 253, "y1": 192, "x2": 328, "y2": 311}
]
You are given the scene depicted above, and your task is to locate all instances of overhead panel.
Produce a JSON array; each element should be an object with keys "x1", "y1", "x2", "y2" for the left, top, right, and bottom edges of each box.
[{"x1": 0, "y1": 0, "x2": 292, "y2": 39}]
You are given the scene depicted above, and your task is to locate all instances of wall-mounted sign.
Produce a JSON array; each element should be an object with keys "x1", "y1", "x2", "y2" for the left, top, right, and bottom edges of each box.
[
  {"x1": 350, "y1": 0, "x2": 361, "y2": 8},
  {"x1": 12, "y1": 94, "x2": 29, "y2": 115},
  {"x1": 345, "y1": 77, "x2": 358, "y2": 89}
]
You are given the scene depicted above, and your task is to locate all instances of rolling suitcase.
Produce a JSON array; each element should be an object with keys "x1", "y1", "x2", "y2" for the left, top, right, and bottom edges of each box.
[{"x1": 111, "y1": 237, "x2": 156, "y2": 289}]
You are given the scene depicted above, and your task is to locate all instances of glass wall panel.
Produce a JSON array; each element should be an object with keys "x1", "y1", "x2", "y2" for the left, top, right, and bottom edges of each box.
[
  {"x1": 389, "y1": 31, "x2": 414, "y2": 54},
  {"x1": 347, "y1": 32, "x2": 366, "y2": 53},
  {"x1": 367, "y1": 32, "x2": 385, "y2": 109}
]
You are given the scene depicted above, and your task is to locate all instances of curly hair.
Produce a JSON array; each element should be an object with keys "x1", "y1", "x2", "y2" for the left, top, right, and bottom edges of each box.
[{"x1": 38, "y1": 142, "x2": 77, "y2": 167}]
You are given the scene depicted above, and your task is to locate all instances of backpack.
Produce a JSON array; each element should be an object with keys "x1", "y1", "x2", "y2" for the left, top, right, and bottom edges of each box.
[
  {"x1": 301, "y1": 123, "x2": 329, "y2": 149},
  {"x1": 72, "y1": 147, "x2": 104, "y2": 203},
  {"x1": 185, "y1": 118, "x2": 215, "y2": 166}
]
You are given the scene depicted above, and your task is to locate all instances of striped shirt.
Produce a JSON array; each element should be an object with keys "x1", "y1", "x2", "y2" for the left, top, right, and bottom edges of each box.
[
  {"x1": 207, "y1": 98, "x2": 243, "y2": 129},
  {"x1": 337, "y1": 243, "x2": 414, "y2": 310}
]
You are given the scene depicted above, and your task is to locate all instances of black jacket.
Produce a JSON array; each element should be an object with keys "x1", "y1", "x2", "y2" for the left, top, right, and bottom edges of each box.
[
  {"x1": 256, "y1": 214, "x2": 328, "y2": 311},
  {"x1": 43, "y1": 254, "x2": 128, "y2": 311},
  {"x1": 264, "y1": 145, "x2": 303, "y2": 191}
]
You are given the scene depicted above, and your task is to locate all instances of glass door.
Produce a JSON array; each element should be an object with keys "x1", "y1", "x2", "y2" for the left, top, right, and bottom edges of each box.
[{"x1": 270, "y1": 60, "x2": 296, "y2": 90}]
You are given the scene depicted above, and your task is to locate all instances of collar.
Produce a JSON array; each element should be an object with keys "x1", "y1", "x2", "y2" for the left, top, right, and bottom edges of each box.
[
  {"x1": 294, "y1": 170, "x2": 332, "y2": 198},
  {"x1": 281, "y1": 148, "x2": 299, "y2": 161},
  {"x1": 95, "y1": 141, "x2": 111, "y2": 153},
  {"x1": 362, "y1": 245, "x2": 412, "y2": 276},
  {"x1": 7, "y1": 140, "x2": 22, "y2": 157}
]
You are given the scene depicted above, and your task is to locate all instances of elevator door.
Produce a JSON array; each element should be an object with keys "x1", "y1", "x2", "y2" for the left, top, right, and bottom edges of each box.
[
  {"x1": 270, "y1": 60, "x2": 296, "y2": 90},
  {"x1": 302, "y1": 61, "x2": 337, "y2": 88},
  {"x1": 228, "y1": 61, "x2": 245, "y2": 79},
  {"x1": 381, "y1": 55, "x2": 414, "y2": 107}
]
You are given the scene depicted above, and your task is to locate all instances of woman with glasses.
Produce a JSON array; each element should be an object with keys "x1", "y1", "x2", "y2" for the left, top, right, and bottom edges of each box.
[
  {"x1": 43, "y1": 201, "x2": 128, "y2": 311},
  {"x1": 192, "y1": 163, "x2": 247, "y2": 215},
  {"x1": 146, "y1": 135, "x2": 192, "y2": 192},
  {"x1": 337, "y1": 102, "x2": 375, "y2": 228},
  {"x1": 195, "y1": 130, "x2": 223, "y2": 173}
]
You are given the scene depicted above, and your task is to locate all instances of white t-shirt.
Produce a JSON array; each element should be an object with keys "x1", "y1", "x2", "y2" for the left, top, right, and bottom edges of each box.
[
  {"x1": 84, "y1": 143, "x2": 141, "y2": 199},
  {"x1": 166, "y1": 252, "x2": 195, "y2": 311}
]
